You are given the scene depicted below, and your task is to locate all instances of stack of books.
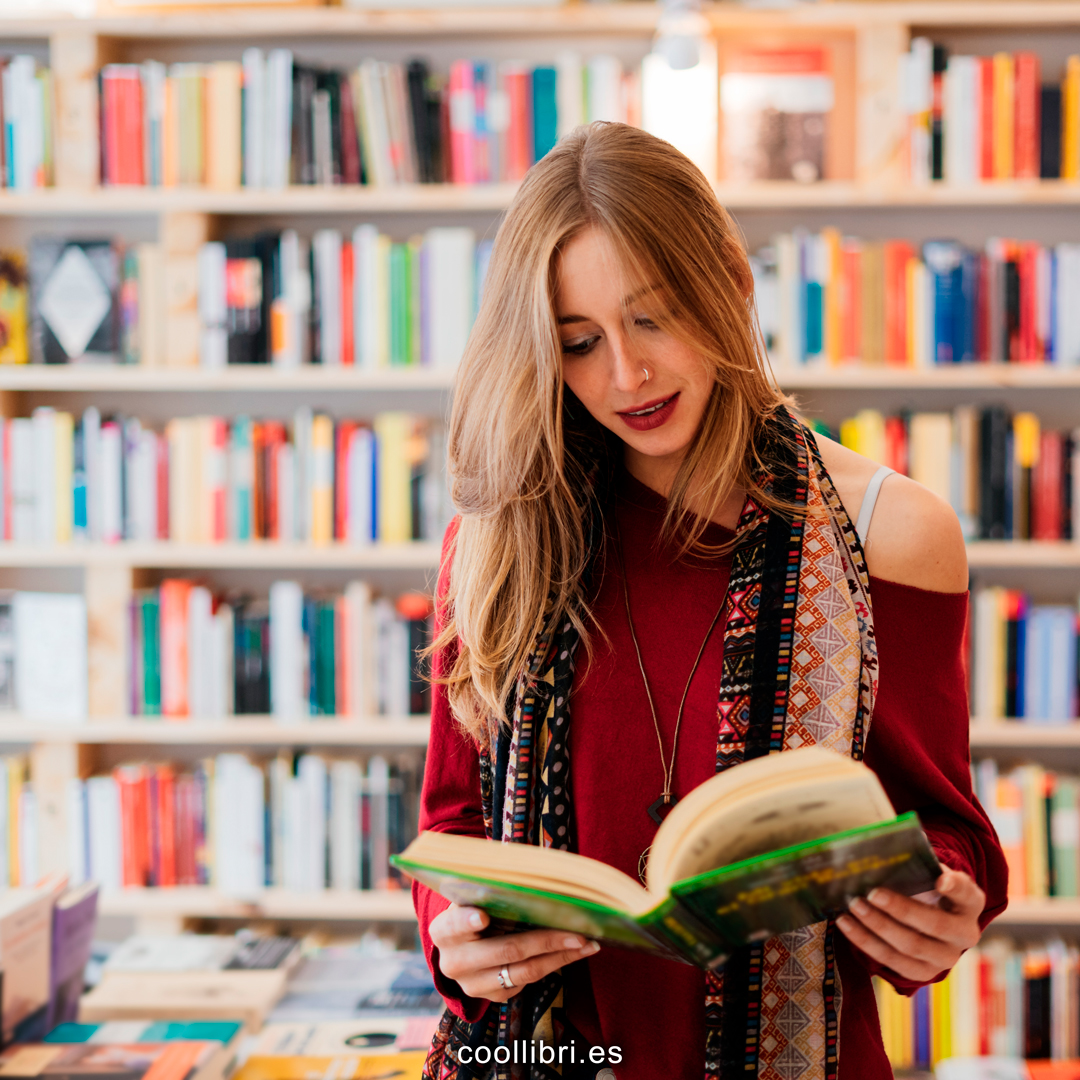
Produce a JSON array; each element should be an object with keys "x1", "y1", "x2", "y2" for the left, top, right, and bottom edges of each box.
[
  {"x1": 751, "y1": 231, "x2": 1080, "y2": 368},
  {"x1": 0, "y1": 408, "x2": 452, "y2": 547}
]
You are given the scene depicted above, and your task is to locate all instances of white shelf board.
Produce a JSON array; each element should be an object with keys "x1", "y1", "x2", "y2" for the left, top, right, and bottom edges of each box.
[
  {"x1": 97, "y1": 886, "x2": 418, "y2": 922},
  {"x1": 774, "y1": 365, "x2": 1080, "y2": 390},
  {"x1": 992, "y1": 899, "x2": 1080, "y2": 926},
  {"x1": 0, "y1": 366, "x2": 456, "y2": 392},
  {"x1": 965, "y1": 542, "x2": 1080, "y2": 569},
  {"x1": 969, "y1": 722, "x2": 1080, "y2": 749},
  {"x1": 0, "y1": 540, "x2": 441, "y2": 569},
  {"x1": 0, "y1": 717, "x2": 431, "y2": 746}
]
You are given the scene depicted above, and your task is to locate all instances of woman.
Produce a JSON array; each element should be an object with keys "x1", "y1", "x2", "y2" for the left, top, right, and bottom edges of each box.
[{"x1": 413, "y1": 122, "x2": 1007, "y2": 1080}]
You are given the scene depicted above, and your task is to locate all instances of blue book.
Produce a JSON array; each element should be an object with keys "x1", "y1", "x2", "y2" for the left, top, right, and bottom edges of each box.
[
  {"x1": 532, "y1": 67, "x2": 558, "y2": 162},
  {"x1": 914, "y1": 984, "x2": 931, "y2": 1069},
  {"x1": 46, "y1": 1021, "x2": 242, "y2": 1044},
  {"x1": 923, "y1": 241, "x2": 964, "y2": 364}
]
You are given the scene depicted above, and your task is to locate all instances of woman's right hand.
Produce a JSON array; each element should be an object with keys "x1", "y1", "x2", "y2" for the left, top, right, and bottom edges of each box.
[{"x1": 428, "y1": 902, "x2": 601, "y2": 1003}]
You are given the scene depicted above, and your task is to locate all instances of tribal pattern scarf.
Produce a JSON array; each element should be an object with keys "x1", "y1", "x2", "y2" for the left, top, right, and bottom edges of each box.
[{"x1": 422, "y1": 408, "x2": 879, "y2": 1080}]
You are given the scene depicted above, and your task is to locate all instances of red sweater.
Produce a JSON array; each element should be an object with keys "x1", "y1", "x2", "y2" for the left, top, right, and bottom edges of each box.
[{"x1": 413, "y1": 471, "x2": 1008, "y2": 1079}]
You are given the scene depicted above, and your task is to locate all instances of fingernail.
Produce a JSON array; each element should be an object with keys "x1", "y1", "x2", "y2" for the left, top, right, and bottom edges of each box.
[
  {"x1": 469, "y1": 911, "x2": 484, "y2": 929},
  {"x1": 836, "y1": 915, "x2": 854, "y2": 932},
  {"x1": 563, "y1": 936, "x2": 586, "y2": 949},
  {"x1": 849, "y1": 897, "x2": 870, "y2": 916},
  {"x1": 583, "y1": 941, "x2": 601, "y2": 954},
  {"x1": 939, "y1": 875, "x2": 955, "y2": 893},
  {"x1": 867, "y1": 889, "x2": 889, "y2": 907}
]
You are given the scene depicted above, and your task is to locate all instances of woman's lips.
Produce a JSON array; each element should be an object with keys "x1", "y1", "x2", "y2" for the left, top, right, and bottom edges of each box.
[{"x1": 616, "y1": 392, "x2": 680, "y2": 432}]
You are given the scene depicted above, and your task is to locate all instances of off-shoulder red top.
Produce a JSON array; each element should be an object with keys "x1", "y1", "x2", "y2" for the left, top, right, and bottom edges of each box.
[{"x1": 412, "y1": 469, "x2": 1008, "y2": 1080}]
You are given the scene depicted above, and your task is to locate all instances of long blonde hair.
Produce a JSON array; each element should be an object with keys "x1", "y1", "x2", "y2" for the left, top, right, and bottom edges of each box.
[{"x1": 436, "y1": 122, "x2": 789, "y2": 741}]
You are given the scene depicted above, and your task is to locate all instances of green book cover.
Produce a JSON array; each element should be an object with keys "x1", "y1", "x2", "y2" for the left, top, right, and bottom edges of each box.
[
  {"x1": 1050, "y1": 776, "x2": 1079, "y2": 897},
  {"x1": 141, "y1": 593, "x2": 161, "y2": 716},
  {"x1": 389, "y1": 243, "x2": 407, "y2": 366},
  {"x1": 392, "y1": 813, "x2": 940, "y2": 969}
]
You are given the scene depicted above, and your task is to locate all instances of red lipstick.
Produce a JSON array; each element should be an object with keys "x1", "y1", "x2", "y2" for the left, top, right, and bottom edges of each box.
[{"x1": 616, "y1": 392, "x2": 680, "y2": 432}]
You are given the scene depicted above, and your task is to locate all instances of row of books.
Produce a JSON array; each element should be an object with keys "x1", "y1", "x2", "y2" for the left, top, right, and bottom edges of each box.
[
  {"x1": 751, "y1": 231, "x2": 1080, "y2": 368},
  {"x1": 831, "y1": 406, "x2": 1079, "y2": 542},
  {"x1": 98, "y1": 50, "x2": 635, "y2": 189},
  {"x1": 902, "y1": 40, "x2": 1080, "y2": 184},
  {"x1": 127, "y1": 581, "x2": 432, "y2": 721},
  {"x1": 0, "y1": 57, "x2": 50, "y2": 191},
  {"x1": 60, "y1": 752, "x2": 420, "y2": 895},
  {"x1": 14, "y1": 228, "x2": 487, "y2": 368},
  {"x1": 0, "y1": 408, "x2": 453, "y2": 547},
  {"x1": 197, "y1": 226, "x2": 483, "y2": 369},
  {"x1": 876, "y1": 938, "x2": 1080, "y2": 1067},
  {"x1": 970, "y1": 590, "x2": 1080, "y2": 722},
  {"x1": 975, "y1": 759, "x2": 1080, "y2": 899}
]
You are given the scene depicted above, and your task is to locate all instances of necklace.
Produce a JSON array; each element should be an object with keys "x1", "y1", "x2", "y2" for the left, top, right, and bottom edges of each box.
[{"x1": 614, "y1": 523, "x2": 726, "y2": 884}]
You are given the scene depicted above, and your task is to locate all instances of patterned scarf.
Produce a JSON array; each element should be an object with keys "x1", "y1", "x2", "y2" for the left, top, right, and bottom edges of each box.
[{"x1": 423, "y1": 408, "x2": 879, "y2": 1080}]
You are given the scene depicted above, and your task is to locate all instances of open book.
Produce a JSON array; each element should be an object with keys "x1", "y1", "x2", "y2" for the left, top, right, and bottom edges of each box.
[{"x1": 392, "y1": 747, "x2": 941, "y2": 968}]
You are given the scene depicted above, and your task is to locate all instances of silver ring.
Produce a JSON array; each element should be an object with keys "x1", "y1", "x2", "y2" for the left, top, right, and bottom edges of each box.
[
  {"x1": 496, "y1": 964, "x2": 515, "y2": 989},
  {"x1": 642, "y1": 366, "x2": 650, "y2": 381}
]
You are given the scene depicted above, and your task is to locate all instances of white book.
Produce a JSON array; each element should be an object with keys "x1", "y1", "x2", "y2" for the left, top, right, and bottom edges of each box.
[
  {"x1": 276, "y1": 442, "x2": 297, "y2": 542},
  {"x1": 187, "y1": 585, "x2": 215, "y2": 720},
  {"x1": 586, "y1": 55, "x2": 622, "y2": 123},
  {"x1": 944, "y1": 55, "x2": 978, "y2": 186},
  {"x1": 271, "y1": 230, "x2": 305, "y2": 369},
  {"x1": 774, "y1": 232, "x2": 801, "y2": 367},
  {"x1": 81, "y1": 408, "x2": 101, "y2": 542},
  {"x1": 330, "y1": 759, "x2": 362, "y2": 890},
  {"x1": 908, "y1": 412, "x2": 952, "y2": 502},
  {"x1": 31, "y1": 407, "x2": 55, "y2": 544},
  {"x1": 555, "y1": 52, "x2": 584, "y2": 138},
  {"x1": 130, "y1": 429, "x2": 158, "y2": 543},
  {"x1": 7, "y1": 58, "x2": 39, "y2": 191},
  {"x1": 99, "y1": 421, "x2": 123, "y2": 544},
  {"x1": 972, "y1": 587, "x2": 1004, "y2": 721},
  {"x1": 292, "y1": 407, "x2": 313, "y2": 543},
  {"x1": 265, "y1": 49, "x2": 293, "y2": 190},
  {"x1": 211, "y1": 602, "x2": 234, "y2": 717},
  {"x1": 282, "y1": 772, "x2": 305, "y2": 892},
  {"x1": 242, "y1": 48, "x2": 266, "y2": 188},
  {"x1": 121, "y1": 417, "x2": 143, "y2": 541},
  {"x1": 423, "y1": 227, "x2": 475, "y2": 370},
  {"x1": 1055, "y1": 244, "x2": 1080, "y2": 366},
  {"x1": 353, "y1": 224, "x2": 381, "y2": 369},
  {"x1": 366, "y1": 755, "x2": 390, "y2": 889},
  {"x1": 355, "y1": 62, "x2": 394, "y2": 186},
  {"x1": 344, "y1": 581, "x2": 375, "y2": 719},
  {"x1": 268, "y1": 754, "x2": 290, "y2": 888},
  {"x1": 269, "y1": 580, "x2": 306, "y2": 722},
  {"x1": 312, "y1": 230, "x2": 343, "y2": 367},
  {"x1": 14, "y1": 591, "x2": 88, "y2": 721},
  {"x1": 385, "y1": 63, "x2": 418, "y2": 184},
  {"x1": 10, "y1": 418, "x2": 35, "y2": 543},
  {"x1": 298, "y1": 754, "x2": 328, "y2": 891},
  {"x1": 214, "y1": 753, "x2": 265, "y2": 898},
  {"x1": 65, "y1": 777, "x2": 88, "y2": 885},
  {"x1": 136, "y1": 243, "x2": 165, "y2": 367},
  {"x1": 86, "y1": 775, "x2": 122, "y2": 890},
  {"x1": 142, "y1": 61, "x2": 167, "y2": 186},
  {"x1": 375, "y1": 599, "x2": 410, "y2": 718},
  {"x1": 903, "y1": 38, "x2": 934, "y2": 186},
  {"x1": 345, "y1": 427, "x2": 374, "y2": 545},
  {"x1": 422, "y1": 421, "x2": 453, "y2": 543},
  {"x1": 18, "y1": 784, "x2": 38, "y2": 887},
  {"x1": 198, "y1": 242, "x2": 228, "y2": 369}
]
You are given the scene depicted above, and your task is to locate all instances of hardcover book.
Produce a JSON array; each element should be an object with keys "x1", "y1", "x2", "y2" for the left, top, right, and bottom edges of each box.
[{"x1": 392, "y1": 747, "x2": 941, "y2": 969}]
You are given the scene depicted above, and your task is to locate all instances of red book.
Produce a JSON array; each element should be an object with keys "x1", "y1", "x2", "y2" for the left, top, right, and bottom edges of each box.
[
  {"x1": 338, "y1": 74, "x2": 361, "y2": 186},
  {"x1": 334, "y1": 420, "x2": 357, "y2": 542},
  {"x1": 341, "y1": 241, "x2": 354, "y2": 366},
  {"x1": 155, "y1": 764, "x2": 178, "y2": 888},
  {"x1": 448, "y1": 60, "x2": 474, "y2": 184},
  {"x1": 101, "y1": 74, "x2": 121, "y2": 186},
  {"x1": 262, "y1": 421, "x2": 287, "y2": 541},
  {"x1": 1032, "y1": 430, "x2": 1064, "y2": 540},
  {"x1": 115, "y1": 765, "x2": 151, "y2": 887},
  {"x1": 884, "y1": 415, "x2": 908, "y2": 476},
  {"x1": 1013, "y1": 52, "x2": 1041, "y2": 180},
  {"x1": 979, "y1": 57, "x2": 995, "y2": 180},
  {"x1": 839, "y1": 242, "x2": 861, "y2": 363},
  {"x1": 156, "y1": 433, "x2": 169, "y2": 539},
  {"x1": 102, "y1": 67, "x2": 145, "y2": 185},
  {"x1": 208, "y1": 417, "x2": 228, "y2": 542},
  {"x1": 976, "y1": 253, "x2": 991, "y2": 361},
  {"x1": 1018, "y1": 243, "x2": 1040, "y2": 363},
  {"x1": 252, "y1": 421, "x2": 266, "y2": 540},
  {"x1": 883, "y1": 240, "x2": 914, "y2": 364},
  {"x1": 503, "y1": 65, "x2": 533, "y2": 182},
  {"x1": 160, "y1": 578, "x2": 192, "y2": 719}
]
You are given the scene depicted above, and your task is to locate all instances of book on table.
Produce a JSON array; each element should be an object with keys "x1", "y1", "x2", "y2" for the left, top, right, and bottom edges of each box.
[{"x1": 392, "y1": 746, "x2": 941, "y2": 969}]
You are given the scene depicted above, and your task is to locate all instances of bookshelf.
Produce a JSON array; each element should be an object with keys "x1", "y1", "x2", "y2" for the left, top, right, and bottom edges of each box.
[{"x1": 3, "y1": 6, "x2": 1080, "y2": 961}]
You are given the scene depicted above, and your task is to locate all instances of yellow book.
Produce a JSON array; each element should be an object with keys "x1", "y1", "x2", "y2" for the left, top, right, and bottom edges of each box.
[
  {"x1": 310, "y1": 413, "x2": 334, "y2": 546},
  {"x1": 234, "y1": 1054, "x2": 426, "y2": 1080},
  {"x1": 373, "y1": 412, "x2": 411, "y2": 544},
  {"x1": 820, "y1": 227, "x2": 842, "y2": 366},
  {"x1": 993, "y1": 52, "x2": 1015, "y2": 179},
  {"x1": 909, "y1": 412, "x2": 952, "y2": 503},
  {"x1": 0, "y1": 253, "x2": 28, "y2": 364},
  {"x1": 930, "y1": 974, "x2": 952, "y2": 1065},
  {"x1": 206, "y1": 61, "x2": 242, "y2": 192},
  {"x1": 1017, "y1": 763, "x2": 1049, "y2": 898},
  {"x1": 1013, "y1": 411, "x2": 1041, "y2": 470},
  {"x1": 839, "y1": 417, "x2": 859, "y2": 455},
  {"x1": 854, "y1": 409, "x2": 886, "y2": 466},
  {"x1": 1063, "y1": 56, "x2": 1080, "y2": 181},
  {"x1": 906, "y1": 257, "x2": 927, "y2": 367},
  {"x1": 166, "y1": 418, "x2": 196, "y2": 544},
  {"x1": 54, "y1": 411, "x2": 73, "y2": 544},
  {"x1": 163, "y1": 75, "x2": 179, "y2": 188}
]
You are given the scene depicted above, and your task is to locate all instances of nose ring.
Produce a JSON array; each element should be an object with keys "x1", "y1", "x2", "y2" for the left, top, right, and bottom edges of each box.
[{"x1": 642, "y1": 367, "x2": 650, "y2": 381}]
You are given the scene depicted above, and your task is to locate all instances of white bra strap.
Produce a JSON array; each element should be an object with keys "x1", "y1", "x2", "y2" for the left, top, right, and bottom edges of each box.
[{"x1": 854, "y1": 465, "x2": 894, "y2": 547}]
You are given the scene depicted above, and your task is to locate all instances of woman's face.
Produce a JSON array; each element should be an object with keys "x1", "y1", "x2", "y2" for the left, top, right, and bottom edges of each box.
[{"x1": 554, "y1": 227, "x2": 715, "y2": 491}]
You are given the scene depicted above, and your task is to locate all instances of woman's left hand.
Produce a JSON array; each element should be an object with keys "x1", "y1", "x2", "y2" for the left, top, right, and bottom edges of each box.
[{"x1": 835, "y1": 866, "x2": 986, "y2": 983}]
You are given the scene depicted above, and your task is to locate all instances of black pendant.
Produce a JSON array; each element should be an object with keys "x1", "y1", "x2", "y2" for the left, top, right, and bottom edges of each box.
[{"x1": 647, "y1": 793, "x2": 678, "y2": 824}]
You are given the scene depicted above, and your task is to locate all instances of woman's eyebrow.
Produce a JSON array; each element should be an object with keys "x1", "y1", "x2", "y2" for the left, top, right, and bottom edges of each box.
[{"x1": 557, "y1": 285, "x2": 663, "y2": 326}]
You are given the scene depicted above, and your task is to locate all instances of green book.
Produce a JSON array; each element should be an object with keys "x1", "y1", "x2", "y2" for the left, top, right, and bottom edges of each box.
[
  {"x1": 1050, "y1": 775, "x2": 1079, "y2": 897},
  {"x1": 392, "y1": 747, "x2": 941, "y2": 969},
  {"x1": 141, "y1": 592, "x2": 161, "y2": 717}
]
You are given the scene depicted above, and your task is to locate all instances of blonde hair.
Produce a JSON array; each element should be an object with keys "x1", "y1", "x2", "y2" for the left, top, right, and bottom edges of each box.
[{"x1": 436, "y1": 122, "x2": 789, "y2": 741}]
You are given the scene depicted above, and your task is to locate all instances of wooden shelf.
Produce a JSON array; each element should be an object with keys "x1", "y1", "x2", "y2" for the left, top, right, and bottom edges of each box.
[
  {"x1": 6, "y1": 181, "x2": 1080, "y2": 218},
  {"x1": 0, "y1": 540, "x2": 441, "y2": 569},
  {"x1": 970, "y1": 723, "x2": 1080, "y2": 750},
  {"x1": 965, "y1": 542, "x2": 1080, "y2": 569},
  {"x1": 0, "y1": 717, "x2": 431, "y2": 746},
  {"x1": 0, "y1": 366, "x2": 455, "y2": 392},
  {"x1": 97, "y1": 886, "x2": 417, "y2": 922},
  {"x1": 992, "y1": 899, "x2": 1080, "y2": 926},
  {"x1": 775, "y1": 365, "x2": 1080, "y2": 391}
]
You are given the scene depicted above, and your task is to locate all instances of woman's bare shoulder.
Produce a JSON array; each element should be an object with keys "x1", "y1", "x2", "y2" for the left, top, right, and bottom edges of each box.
[{"x1": 812, "y1": 431, "x2": 968, "y2": 594}]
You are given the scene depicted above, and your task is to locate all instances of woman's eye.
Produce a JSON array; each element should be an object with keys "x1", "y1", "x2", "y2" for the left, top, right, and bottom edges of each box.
[
  {"x1": 633, "y1": 316, "x2": 658, "y2": 330},
  {"x1": 561, "y1": 336, "x2": 599, "y2": 356}
]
